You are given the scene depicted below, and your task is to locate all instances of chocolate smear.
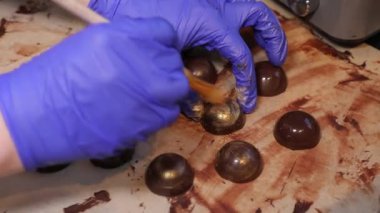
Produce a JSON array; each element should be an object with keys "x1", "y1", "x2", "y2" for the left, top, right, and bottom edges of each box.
[
  {"x1": 0, "y1": 18, "x2": 6, "y2": 37},
  {"x1": 64, "y1": 190, "x2": 111, "y2": 213},
  {"x1": 293, "y1": 200, "x2": 313, "y2": 213},
  {"x1": 16, "y1": 0, "x2": 49, "y2": 14},
  {"x1": 338, "y1": 72, "x2": 370, "y2": 85}
]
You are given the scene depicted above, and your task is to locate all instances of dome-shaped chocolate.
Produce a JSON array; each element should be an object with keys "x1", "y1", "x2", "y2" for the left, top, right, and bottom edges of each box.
[
  {"x1": 255, "y1": 61, "x2": 287, "y2": 96},
  {"x1": 145, "y1": 153, "x2": 194, "y2": 197},
  {"x1": 90, "y1": 148, "x2": 135, "y2": 169},
  {"x1": 36, "y1": 163, "x2": 71, "y2": 174},
  {"x1": 185, "y1": 57, "x2": 217, "y2": 84},
  {"x1": 215, "y1": 141, "x2": 263, "y2": 183},
  {"x1": 201, "y1": 101, "x2": 245, "y2": 135},
  {"x1": 274, "y1": 111, "x2": 321, "y2": 150}
]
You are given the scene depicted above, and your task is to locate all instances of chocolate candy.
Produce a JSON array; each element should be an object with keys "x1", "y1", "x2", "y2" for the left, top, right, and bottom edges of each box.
[
  {"x1": 255, "y1": 61, "x2": 287, "y2": 96},
  {"x1": 185, "y1": 57, "x2": 217, "y2": 84},
  {"x1": 36, "y1": 163, "x2": 71, "y2": 174},
  {"x1": 201, "y1": 101, "x2": 245, "y2": 135},
  {"x1": 274, "y1": 111, "x2": 321, "y2": 150},
  {"x1": 90, "y1": 148, "x2": 135, "y2": 169},
  {"x1": 215, "y1": 141, "x2": 263, "y2": 183},
  {"x1": 145, "y1": 153, "x2": 194, "y2": 197}
]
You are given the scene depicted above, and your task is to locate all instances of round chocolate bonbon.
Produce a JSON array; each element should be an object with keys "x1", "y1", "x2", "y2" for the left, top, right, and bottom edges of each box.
[
  {"x1": 215, "y1": 141, "x2": 263, "y2": 183},
  {"x1": 255, "y1": 61, "x2": 287, "y2": 97},
  {"x1": 145, "y1": 153, "x2": 194, "y2": 197},
  {"x1": 201, "y1": 101, "x2": 245, "y2": 135},
  {"x1": 36, "y1": 163, "x2": 71, "y2": 174},
  {"x1": 274, "y1": 111, "x2": 321, "y2": 150},
  {"x1": 90, "y1": 148, "x2": 135, "y2": 169},
  {"x1": 185, "y1": 57, "x2": 217, "y2": 84}
]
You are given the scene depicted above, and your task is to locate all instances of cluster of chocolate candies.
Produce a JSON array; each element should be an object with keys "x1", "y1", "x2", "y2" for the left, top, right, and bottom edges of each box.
[
  {"x1": 182, "y1": 46, "x2": 290, "y2": 136},
  {"x1": 145, "y1": 109, "x2": 321, "y2": 197},
  {"x1": 145, "y1": 140, "x2": 263, "y2": 197},
  {"x1": 182, "y1": 50, "x2": 245, "y2": 135},
  {"x1": 36, "y1": 148, "x2": 135, "y2": 174}
]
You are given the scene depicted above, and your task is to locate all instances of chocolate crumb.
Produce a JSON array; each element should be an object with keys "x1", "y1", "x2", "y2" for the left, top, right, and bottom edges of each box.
[
  {"x1": 293, "y1": 200, "x2": 313, "y2": 213},
  {"x1": 16, "y1": 1, "x2": 49, "y2": 14},
  {"x1": 344, "y1": 116, "x2": 363, "y2": 136},
  {"x1": 169, "y1": 192, "x2": 193, "y2": 213},
  {"x1": 289, "y1": 97, "x2": 310, "y2": 109},
  {"x1": 130, "y1": 165, "x2": 136, "y2": 172},
  {"x1": 343, "y1": 50, "x2": 353, "y2": 58},
  {"x1": 139, "y1": 202, "x2": 144, "y2": 207},
  {"x1": 339, "y1": 158, "x2": 343, "y2": 164},
  {"x1": 256, "y1": 208, "x2": 262, "y2": 213},
  {"x1": 265, "y1": 198, "x2": 275, "y2": 207},
  {"x1": 63, "y1": 190, "x2": 111, "y2": 213},
  {"x1": 359, "y1": 61, "x2": 367, "y2": 69},
  {"x1": 0, "y1": 18, "x2": 7, "y2": 37},
  {"x1": 327, "y1": 114, "x2": 348, "y2": 131}
]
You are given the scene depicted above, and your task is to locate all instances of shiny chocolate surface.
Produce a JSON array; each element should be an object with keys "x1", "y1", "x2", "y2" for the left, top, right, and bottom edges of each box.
[
  {"x1": 274, "y1": 111, "x2": 321, "y2": 150},
  {"x1": 215, "y1": 141, "x2": 263, "y2": 183}
]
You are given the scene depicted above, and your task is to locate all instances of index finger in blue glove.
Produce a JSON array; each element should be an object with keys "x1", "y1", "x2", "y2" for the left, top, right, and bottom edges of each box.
[
  {"x1": 202, "y1": 20, "x2": 257, "y2": 113},
  {"x1": 224, "y1": 1, "x2": 288, "y2": 66}
]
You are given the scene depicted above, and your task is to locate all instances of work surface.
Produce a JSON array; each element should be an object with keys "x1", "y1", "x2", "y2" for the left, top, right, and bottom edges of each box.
[{"x1": 0, "y1": 0, "x2": 379, "y2": 212}]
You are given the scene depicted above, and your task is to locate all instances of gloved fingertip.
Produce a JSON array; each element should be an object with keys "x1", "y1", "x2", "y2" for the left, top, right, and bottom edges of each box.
[
  {"x1": 241, "y1": 102, "x2": 256, "y2": 114},
  {"x1": 88, "y1": 0, "x2": 121, "y2": 19},
  {"x1": 266, "y1": 34, "x2": 288, "y2": 66}
]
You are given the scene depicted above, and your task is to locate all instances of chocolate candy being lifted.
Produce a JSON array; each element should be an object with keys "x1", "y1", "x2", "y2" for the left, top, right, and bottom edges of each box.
[
  {"x1": 201, "y1": 100, "x2": 245, "y2": 135},
  {"x1": 145, "y1": 153, "x2": 194, "y2": 197},
  {"x1": 215, "y1": 141, "x2": 263, "y2": 183},
  {"x1": 255, "y1": 61, "x2": 287, "y2": 97},
  {"x1": 36, "y1": 163, "x2": 71, "y2": 174},
  {"x1": 90, "y1": 148, "x2": 135, "y2": 169},
  {"x1": 274, "y1": 111, "x2": 321, "y2": 150},
  {"x1": 184, "y1": 57, "x2": 217, "y2": 84}
]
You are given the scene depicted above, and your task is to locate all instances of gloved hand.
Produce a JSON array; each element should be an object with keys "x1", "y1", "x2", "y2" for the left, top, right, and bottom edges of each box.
[
  {"x1": 0, "y1": 17, "x2": 189, "y2": 170},
  {"x1": 89, "y1": 0, "x2": 287, "y2": 113}
]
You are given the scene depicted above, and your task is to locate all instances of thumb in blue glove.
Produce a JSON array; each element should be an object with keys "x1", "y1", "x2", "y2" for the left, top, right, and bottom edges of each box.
[
  {"x1": 0, "y1": 17, "x2": 189, "y2": 170},
  {"x1": 89, "y1": 0, "x2": 287, "y2": 113}
]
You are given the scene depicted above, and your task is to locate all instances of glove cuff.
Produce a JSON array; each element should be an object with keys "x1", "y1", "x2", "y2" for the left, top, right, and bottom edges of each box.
[
  {"x1": 88, "y1": 0, "x2": 122, "y2": 20},
  {"x1": 0, "y1": 68, "x2": 84, "y2": 171}
]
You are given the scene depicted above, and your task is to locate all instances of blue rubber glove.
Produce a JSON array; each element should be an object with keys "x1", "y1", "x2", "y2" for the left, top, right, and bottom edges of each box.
[
  {"x1": 0, "y1": 17, "x2": 189, "y2": 170},
  {"x1": 89, "y1": 0, "x2": 287, "y2": 113}
]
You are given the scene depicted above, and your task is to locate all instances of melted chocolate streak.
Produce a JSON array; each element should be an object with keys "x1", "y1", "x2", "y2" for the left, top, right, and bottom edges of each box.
[
  {"x1": 338, "y1": 72, "x2": 370, "y2": 85},
  {"x1": 344, "y1": 116, "x2": 364, "y2": 136},
  {"x1": 0, "y1": 18, "x2": 6, "y2": 37},
  {"x1": 327, "y1": 114, "x2": 348, "y2": 131},
  {"x1": 16, "y1": 1, "x2": 49, "y2": 14},
  {"x1": 293, "y1": 200, "x2": 313, "y2": 213},
  {"x1": 63, "y1": 190, "x2": 111, "y2": 213}
]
